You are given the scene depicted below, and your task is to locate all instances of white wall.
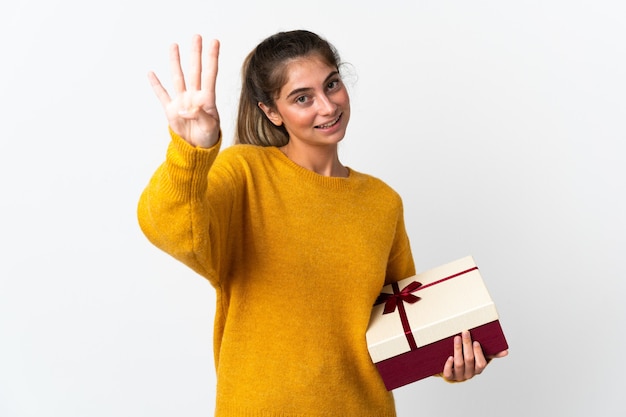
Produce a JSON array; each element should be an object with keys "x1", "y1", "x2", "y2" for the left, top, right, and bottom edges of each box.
[{"x1": 1, "y1": 1, "x2": 623, "y2": 416}]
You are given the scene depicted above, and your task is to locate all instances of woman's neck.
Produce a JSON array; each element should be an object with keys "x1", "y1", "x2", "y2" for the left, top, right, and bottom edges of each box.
[{"x1": 280, "y1": 142, "x2": 348, "y2": 178}]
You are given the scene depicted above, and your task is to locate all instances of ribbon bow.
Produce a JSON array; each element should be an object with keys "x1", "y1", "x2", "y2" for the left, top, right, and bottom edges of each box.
[{"x1": 375, "y1": 281, "x2": 423, "y2": 314}]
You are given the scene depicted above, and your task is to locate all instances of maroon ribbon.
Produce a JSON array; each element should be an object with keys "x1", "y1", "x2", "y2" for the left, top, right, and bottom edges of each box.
[
  {"x1": 375, "y1": 281, "x2": 422, "y2": 350},
  {"x1": 374, "y1": 266, "x2": 479, "y2": 351},
  {"x1": 375, "y1": 281, "x2": 423, "y2": 315}
]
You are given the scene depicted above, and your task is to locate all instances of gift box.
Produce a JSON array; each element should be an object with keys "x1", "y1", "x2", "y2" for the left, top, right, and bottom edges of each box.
[{"x1": 366, "y1": 256, "x2": 508, "y2": 390}]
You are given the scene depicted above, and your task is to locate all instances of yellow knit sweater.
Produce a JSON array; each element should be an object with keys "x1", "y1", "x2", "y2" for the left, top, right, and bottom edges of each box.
[{"x1": 137, "y1": 130, "x2": 416, "y2": 417}]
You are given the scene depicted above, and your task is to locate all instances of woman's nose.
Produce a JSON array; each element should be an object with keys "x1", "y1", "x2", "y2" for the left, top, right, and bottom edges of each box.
[{"x1": 317, "y1": 94, "x2": 337, "y2": 115}]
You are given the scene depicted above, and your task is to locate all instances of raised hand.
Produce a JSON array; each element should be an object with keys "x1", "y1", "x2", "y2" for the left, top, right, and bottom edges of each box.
[{"x1": 148, "y1": 34, "x2": 221, "y2": 148}]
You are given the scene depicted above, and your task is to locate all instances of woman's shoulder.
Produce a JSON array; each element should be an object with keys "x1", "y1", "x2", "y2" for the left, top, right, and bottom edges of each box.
[
  {"x1": 349, "y1": 169, "x2": 403, "y2": 200},
  {"x1": 210, "y1": 144, "x2": 282, "y2": 184}
]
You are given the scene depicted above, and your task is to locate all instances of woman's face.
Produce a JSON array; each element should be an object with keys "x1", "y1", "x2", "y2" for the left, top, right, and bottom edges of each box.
[{"x1": 261, "y1": 55, "x2": 350, "y2": 148}]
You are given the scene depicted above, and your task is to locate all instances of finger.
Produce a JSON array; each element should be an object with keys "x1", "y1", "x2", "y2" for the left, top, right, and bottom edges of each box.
[
  {"x1": 491, "y1": 349, "x2": 509, "y2": 359},
  {"x1": 147, "y1": 71, "x2": 171, "y2": 108},
  {"x1": 201, "y1": 39, "x2": 220, "y2": 106},
  {"x1": 473, "y1": 341, "x2": 488, "y2": 372},
  {"x1": 189, "y1": 34, "x2": 203, "y2": 91},
  {"x1": 461, "y1": 330, "x2": 475, "y2": 380},
  {"x1": 442, "y1": 355, "x2": 455, "y2": 381},
  {"x1": 169, "y1": 43, "x2": 186, "y2": 93},
  {"x1": 452, "y1": 334, "x2": 464, "y2": 380}
]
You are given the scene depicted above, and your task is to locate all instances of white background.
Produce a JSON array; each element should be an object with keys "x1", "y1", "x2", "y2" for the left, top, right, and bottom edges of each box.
[{"x1": 1, "y1": 1, "x2": 624, "y2": 416}]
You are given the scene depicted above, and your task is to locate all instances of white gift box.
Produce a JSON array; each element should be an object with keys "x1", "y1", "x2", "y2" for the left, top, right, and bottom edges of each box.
[{"x1": 366, "y1": 256, "x2": 508, "y2": 390}]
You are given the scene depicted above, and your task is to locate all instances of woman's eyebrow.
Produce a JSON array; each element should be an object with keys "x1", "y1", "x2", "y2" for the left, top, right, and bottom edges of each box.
[{"x1": 285, "y1": 70, "x2": 340, "y2": 99}]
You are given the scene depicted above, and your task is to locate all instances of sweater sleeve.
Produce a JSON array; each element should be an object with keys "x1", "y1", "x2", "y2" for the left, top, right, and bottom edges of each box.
[{"x1": 137, "y1": 128, "x2": 228, "y2": 285}]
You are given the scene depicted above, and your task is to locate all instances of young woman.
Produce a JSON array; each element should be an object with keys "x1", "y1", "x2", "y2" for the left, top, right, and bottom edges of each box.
[{"x1": 138, "y1": 30, "x2": 507, "y2": 416}]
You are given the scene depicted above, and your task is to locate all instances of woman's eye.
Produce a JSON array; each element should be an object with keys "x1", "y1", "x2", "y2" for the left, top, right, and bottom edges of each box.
[
  {"x1": 295, "y1": 96, "x2": 308, "y2": 104},
  {"x1": 327, "y1": 80, "x2": 340, "y2": 89}
]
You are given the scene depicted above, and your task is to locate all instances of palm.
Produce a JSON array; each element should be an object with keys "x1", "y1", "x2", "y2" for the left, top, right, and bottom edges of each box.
[{"x1": 149, "y1": 35, "x2": 220, "y2": 148}]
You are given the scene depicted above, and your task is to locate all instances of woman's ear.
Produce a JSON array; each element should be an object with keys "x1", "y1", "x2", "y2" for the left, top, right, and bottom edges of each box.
[{"x1": 258, "y1": 102, "x2": 283, "y2": 126}]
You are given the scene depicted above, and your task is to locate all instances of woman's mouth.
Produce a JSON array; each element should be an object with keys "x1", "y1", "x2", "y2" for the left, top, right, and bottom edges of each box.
[{"x1": 315, "y1": 114, "x2": 342, "y2": 129}]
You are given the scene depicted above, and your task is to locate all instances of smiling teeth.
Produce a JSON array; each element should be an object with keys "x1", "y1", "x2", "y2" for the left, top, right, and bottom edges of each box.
[{"x1": 318, "y1": 116, "x2": 340, "y2": 129}]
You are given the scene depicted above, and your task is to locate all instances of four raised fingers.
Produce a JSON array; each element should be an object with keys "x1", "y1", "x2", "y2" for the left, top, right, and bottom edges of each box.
[{"x1": 162, "y1": 35, "x2": 219, "y2": 114}]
